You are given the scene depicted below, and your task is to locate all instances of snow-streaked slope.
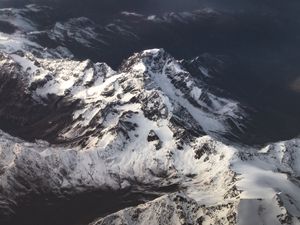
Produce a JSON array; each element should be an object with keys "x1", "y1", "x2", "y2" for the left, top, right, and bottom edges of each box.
[
  {"x1": 234, "y1": 140, "x2": 300, "y2": 225},
  {"x1": 0, "y1": 5, "x2": 73, "y2": 59},
  {"x1": 91, "y1": 193, "x2": 237, "y2": 225},
  {"x1": 0, "y1": 48, "x2": 246, "y2": 145},
  {"x1": 0, "y1": 124, "x2": 237, "y2": 222},
  {"x1": 0, "y1": 34, "x2": 249, "y2": 222},
  {"x1": 1, "y1": 4, "x2": 300, "y2": 225},
  {"x1": 2, "y1": 120, "x2": 300, "y2": 224},
  {"x1": 0, "y1": 23, "x2": 299, "y2": 225},
  {"x1": 90, "y1": 138, "x2": 300, "y2": 225}
]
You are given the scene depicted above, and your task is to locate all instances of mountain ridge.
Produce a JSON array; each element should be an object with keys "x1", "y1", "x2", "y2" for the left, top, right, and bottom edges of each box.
[{"x1": 0, "y1": 3, "x2": 300, "y2": 225}]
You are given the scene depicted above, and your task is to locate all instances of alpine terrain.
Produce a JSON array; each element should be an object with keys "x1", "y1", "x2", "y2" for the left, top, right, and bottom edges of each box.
[{"x1": 0, "y1": 1, "x2": 300, "y2": 225}]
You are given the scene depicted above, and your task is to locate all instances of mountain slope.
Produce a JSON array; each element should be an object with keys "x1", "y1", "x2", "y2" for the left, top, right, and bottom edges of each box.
[
  {"x1": 0, "y1": 48, "x2": 247, "y2": 144},
  {"x1": 1, "y1": 47, "x2": 300, "y2": 225},
  {"x1": 0, "y1": 3, "x2": 300, "y2": 225}
]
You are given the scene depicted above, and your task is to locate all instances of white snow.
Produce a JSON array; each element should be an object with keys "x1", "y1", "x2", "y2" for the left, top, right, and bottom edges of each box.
[
  {"x1": 147, "y1": 61, "x2": 226, "y2": 134},
  {"x1": 10, "y1": 54, "x2": 39, "y2": 74},
  {"x1": 121, "y1": 11, "x2": 143, "y2": 17},
  {"x1": 1, "y1": 27, "x2": 299, "y2": 225}
]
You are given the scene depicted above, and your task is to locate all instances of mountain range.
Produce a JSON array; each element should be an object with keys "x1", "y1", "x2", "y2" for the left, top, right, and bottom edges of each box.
[{"x1": 0, "y1": 2, "x2": 300, "y2": 225}]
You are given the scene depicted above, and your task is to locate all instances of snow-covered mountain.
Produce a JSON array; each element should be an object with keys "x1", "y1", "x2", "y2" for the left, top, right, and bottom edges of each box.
[
  {"x1": 0, "y1": 3, "x2": 300, "y2": 225},
  {"x1": 1, "y1": 119, "x2": 300, "y2": 225}
]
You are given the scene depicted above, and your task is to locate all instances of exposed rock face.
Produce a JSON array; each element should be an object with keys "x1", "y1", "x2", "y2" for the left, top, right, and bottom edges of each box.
[
  {"x1": 0, "y1": 48, "x2": 246, "y2": 144},
  {"x1": 90, "y1": 138, "x2": 300, "y2": 225},
  {"x1": 91, "y1": 193, "x2": 237, "y2": 225}
]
